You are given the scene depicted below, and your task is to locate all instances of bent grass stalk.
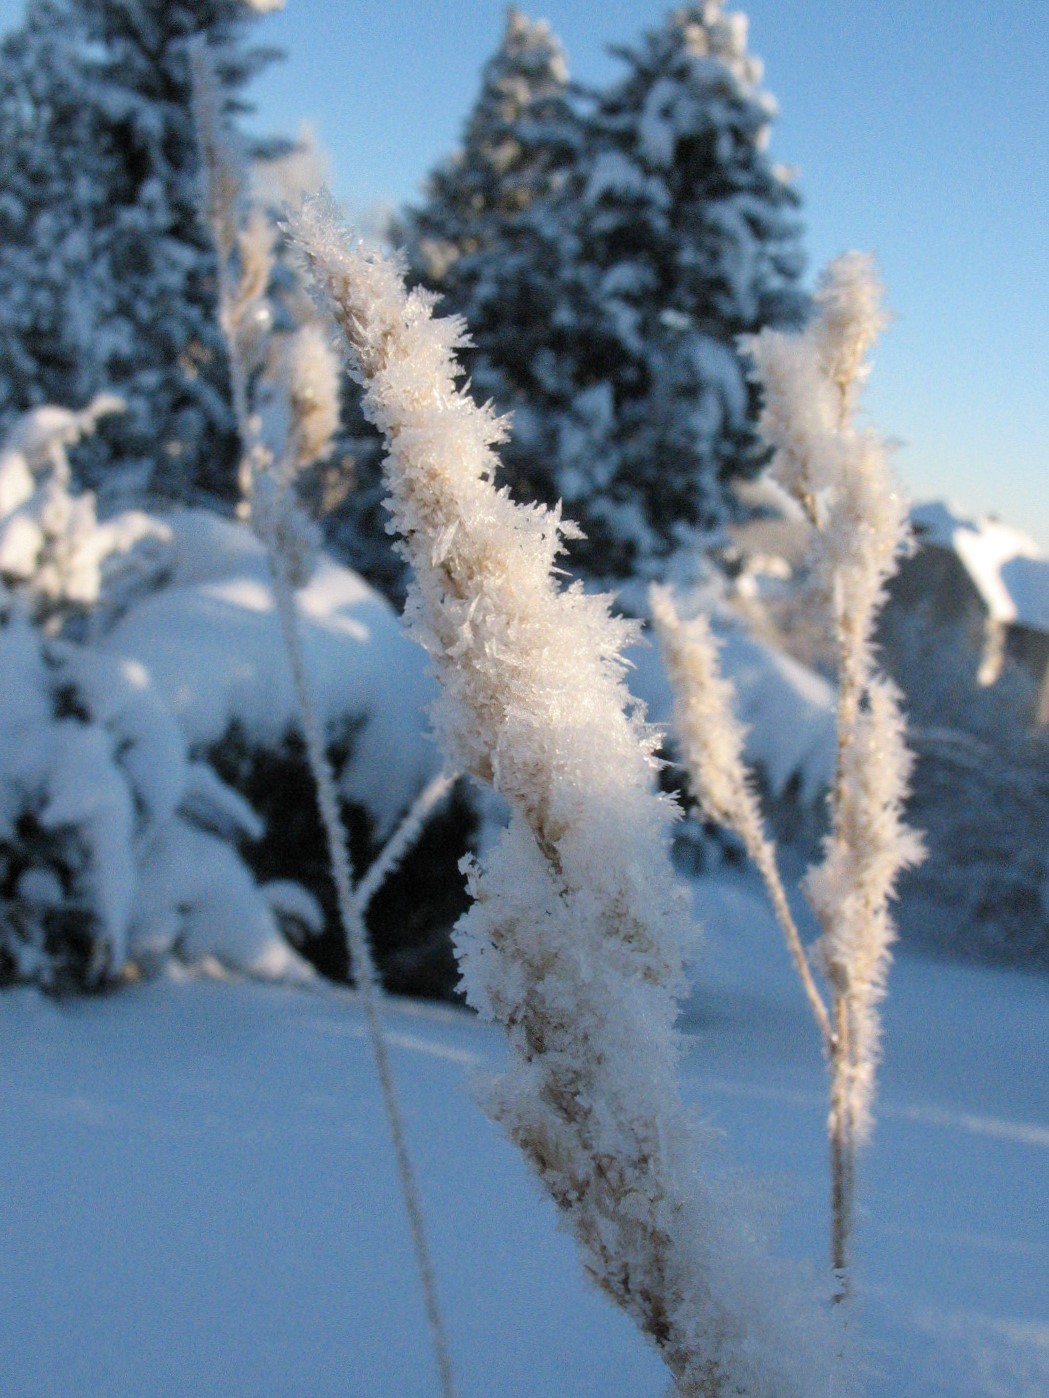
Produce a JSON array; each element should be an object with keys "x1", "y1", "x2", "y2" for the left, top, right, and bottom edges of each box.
[
  {"x1": 648, "y1": 589, "x2": 835, "y2": 1059},
  {"x1": 353, "y1": 769, "x2": 458, "y2": 918}
]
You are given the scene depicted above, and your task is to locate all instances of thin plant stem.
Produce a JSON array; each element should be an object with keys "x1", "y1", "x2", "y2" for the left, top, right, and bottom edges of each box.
[
  {"x1": 829, "y1": 994, "x2": 852, "y2": 1300},
  {"x1": 825, "y1": 637, "x2": 863, "y2": 1303},
  {"x1": 270, "y1": 558, "x2": 457, "y2": 1397},
  {"x1": 737, "y1": 254, "x2": 919, "y2": 1304},
  {"x1": 354, "y1": 769, "x2": 459, "y2": 917},
  {"x1": 749, "y1": 837, "x2": 835, "y2": 1056},
  {"x1": 190, "y1": 45, "x2": 457, "y2": 1393}
]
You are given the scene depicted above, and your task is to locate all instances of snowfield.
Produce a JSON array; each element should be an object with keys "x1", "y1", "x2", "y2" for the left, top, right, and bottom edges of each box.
[{"x1": 2, "y1": 871, "x2": 1047, "y2": 1397}]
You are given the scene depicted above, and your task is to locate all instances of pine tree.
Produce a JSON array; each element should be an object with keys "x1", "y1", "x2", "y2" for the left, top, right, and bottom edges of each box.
[
  {"x1": 0, "y1": 2, "x2": 110, "y2": 426},
  {"x1": 553, "y1": 2, "x2": 807, "y2": 581},
  {"x1": 400, "y1": 7, "x2": 581, "y2": 414},
  {"x1": 0, "y1": 0, "x2": 283, "y2": 510},
  {"x1": 400, "y1": 4, "x2": 807, "y2": 587}
]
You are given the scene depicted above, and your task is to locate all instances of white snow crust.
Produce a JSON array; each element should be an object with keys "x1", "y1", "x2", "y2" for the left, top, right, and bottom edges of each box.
[{"x1": 1, "y1": 917, "x2": 1046, "y2": 1396}]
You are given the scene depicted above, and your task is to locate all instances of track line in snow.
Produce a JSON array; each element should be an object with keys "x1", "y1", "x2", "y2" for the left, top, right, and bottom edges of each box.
[{"x1": 694, "y1": 1075, "x2": 1049, "y2": 1150}]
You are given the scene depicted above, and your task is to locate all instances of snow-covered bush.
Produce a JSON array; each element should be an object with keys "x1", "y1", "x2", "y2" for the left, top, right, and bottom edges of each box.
[
  {"x1": 0, "y1": 397, "x2": 167, "y2": 629},
  {"x1": 0, "y1": 400, "x2": 328, "y2": 991},
  {"x1": 0, "y1": 589, "x2": 307, "y2": 991},
  {"x1": 0, "y1": 389, "x2": 466, "y2": 996},
  {"x1": 97, "y1": 508, "x2": 472, "y2": 996}
]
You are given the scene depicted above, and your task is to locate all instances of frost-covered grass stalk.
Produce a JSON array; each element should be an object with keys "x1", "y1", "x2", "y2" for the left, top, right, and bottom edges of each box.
[
  {"x1": 649, "y1": 589, "x2": 835, "y2": 1055},
  {"x1": 289, "y1": 191, "x2": 844, "y2": 1398},
  {"x1": 189, "y1": 46, "x2": 457, "y2": 1398},
  {"x1": 730, "y1": 254, "x2": 923, "y2": 1290}
]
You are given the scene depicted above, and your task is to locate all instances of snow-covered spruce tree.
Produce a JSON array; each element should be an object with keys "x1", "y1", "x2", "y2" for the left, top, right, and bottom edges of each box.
[
  {"x1": 290, "y1": 194, "x2": 843, "y2": 1398},
  {"x1": 657, "y1": 253, "x2": 922, "y2": 1294},
  {"x1": 399, "y1": 8, "x2": 581, "y2": 420},
  {"x1": 403, "y1": 4, "x2": 806, "y2": 585},
  {"x1": 552, "y1": 2, "x2": 807, "y2": 582},
  {"x1": 339, "y1": 8, "x2": 584, "y2": 602},
  {"x1": 0, "y1": 0, "x2": 284, "y2": 508},
  {"x1": 0, "y1": 1, "x2": 112, "y2": 429}
]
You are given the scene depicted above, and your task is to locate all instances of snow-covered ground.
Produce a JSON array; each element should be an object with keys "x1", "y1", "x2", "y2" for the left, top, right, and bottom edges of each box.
[{"x1": 2, "y1": 872, "x2": 1047, "y2": 1396}]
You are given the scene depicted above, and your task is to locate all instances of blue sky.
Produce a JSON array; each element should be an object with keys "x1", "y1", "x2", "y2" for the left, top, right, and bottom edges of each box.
[{"x1": 3, "y1": 0, "x2": 1047, "y2": 546}]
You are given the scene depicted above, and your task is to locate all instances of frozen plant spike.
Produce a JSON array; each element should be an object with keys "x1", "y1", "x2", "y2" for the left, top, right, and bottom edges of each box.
[
  {"x1": 289, "y1": 190, "x2": 844, "y2": 1398},
  {"x1": 744, "y1": 252, "x2": 923, "y2": 1291},
  {"x1": 811, "y1": 251, "x2": 891, "y2": 418},
  {"x1": 650, "y1": 585, "x2": 833, "y2": 1053}
]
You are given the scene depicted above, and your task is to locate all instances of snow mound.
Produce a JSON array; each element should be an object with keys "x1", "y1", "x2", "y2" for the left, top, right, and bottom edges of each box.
[{"x1": 101, "y1": 510, "x2": 439, "y2": 837}]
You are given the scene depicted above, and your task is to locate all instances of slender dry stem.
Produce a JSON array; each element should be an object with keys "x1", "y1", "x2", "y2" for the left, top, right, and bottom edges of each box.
[
  {"x1": 270, "y1": 561, "x2": 457, "y2": 1395},
  {"x1": 191, "y1": 46, "x2": 457, "y2": 1396},
  {"x1": 750, "y1": 838, "x2": 834, "y2": 1054}
]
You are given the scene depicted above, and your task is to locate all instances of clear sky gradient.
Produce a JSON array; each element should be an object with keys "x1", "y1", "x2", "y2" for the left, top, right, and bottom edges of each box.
[{"x1": 3, "y1": 0, "x2": 1046, "y2": 546}]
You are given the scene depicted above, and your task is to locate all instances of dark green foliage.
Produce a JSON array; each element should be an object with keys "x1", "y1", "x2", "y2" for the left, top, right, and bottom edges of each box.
[
  {"x1": 0, "y1": 810, "x2": 109, "y2": 994},
  {"x1": 206, "y1": 722, "x2": 477, "y2": 1000},
  {"x1": 400, "y1": 4, "x2": 807, "y2": 587}
]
